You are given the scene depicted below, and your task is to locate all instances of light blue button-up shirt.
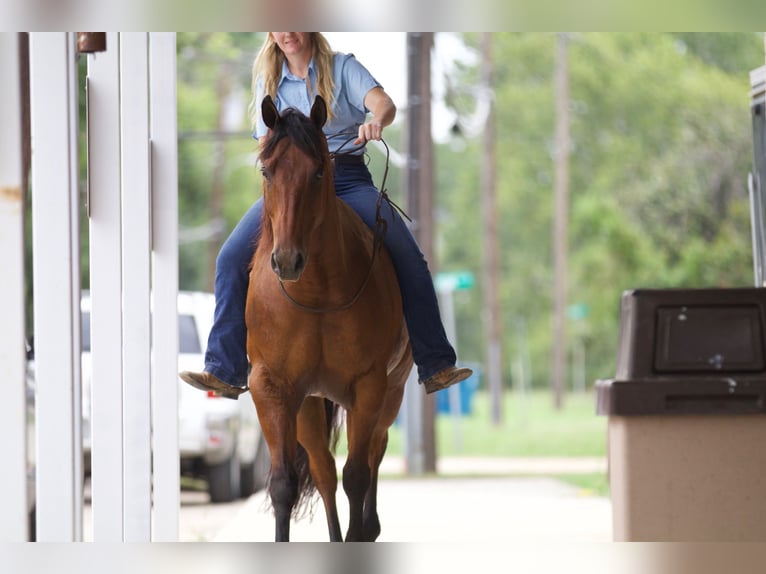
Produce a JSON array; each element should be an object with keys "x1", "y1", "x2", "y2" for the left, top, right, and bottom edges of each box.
[{"x1": 254, "y1": 52, "x2": 381, "y2": 155}]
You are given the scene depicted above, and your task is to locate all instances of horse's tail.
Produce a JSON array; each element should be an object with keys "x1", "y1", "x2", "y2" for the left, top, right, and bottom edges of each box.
[{"x1": 292, "y1": 398, "x2": 343, "y2": 518}]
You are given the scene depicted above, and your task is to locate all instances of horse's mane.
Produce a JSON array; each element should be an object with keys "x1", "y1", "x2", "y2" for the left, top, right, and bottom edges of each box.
[{"x1": 259, "y1": 107, "x2": 328, "y2": 165}]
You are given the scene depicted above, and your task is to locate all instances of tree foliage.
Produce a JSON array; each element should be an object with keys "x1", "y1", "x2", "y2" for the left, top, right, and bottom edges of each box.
[
  {"x1": 176, "y1": 32, "x2": 264, "y2": 291},
  {"x1": 175, "y1": 33, "x2": 762, "y2": 393},
  {"x1": 437, "y1": 32, "x2": 760, "y2": 389}
]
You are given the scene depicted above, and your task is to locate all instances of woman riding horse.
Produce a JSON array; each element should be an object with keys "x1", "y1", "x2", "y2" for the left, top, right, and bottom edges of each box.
[
  {"x1": 180, "y1": 32, "x2": 471, "y2": 400},
  {"x1": 248, "y1": 94, "x2": 411, "y2": 541}
]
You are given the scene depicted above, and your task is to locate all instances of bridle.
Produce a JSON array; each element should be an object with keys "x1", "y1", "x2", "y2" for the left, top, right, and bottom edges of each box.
[{"x1": 277, "y1": 133, "x2": 411, "y2": 314}]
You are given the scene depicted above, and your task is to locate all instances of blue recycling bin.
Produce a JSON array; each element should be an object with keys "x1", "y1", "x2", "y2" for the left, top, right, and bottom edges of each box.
[{"x1": 435, "y1": 364, "x2": 481, "y2": 416}]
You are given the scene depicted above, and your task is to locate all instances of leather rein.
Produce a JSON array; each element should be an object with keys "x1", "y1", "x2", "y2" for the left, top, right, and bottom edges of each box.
[{"x1": 277, "y1": 134, "x2": 411, "y2": 314}]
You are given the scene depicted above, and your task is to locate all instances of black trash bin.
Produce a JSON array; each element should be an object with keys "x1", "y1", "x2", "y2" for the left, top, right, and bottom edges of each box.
[{"x1": 596, "y1": 287, "x2": 766, "y2": 541}]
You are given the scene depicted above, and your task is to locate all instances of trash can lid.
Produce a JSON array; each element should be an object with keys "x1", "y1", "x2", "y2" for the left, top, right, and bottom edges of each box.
[
  {"x1": 613, "y1": 288, "x2": 766, "y2": 380},
  {"x1": 596, "y1": 378, "x2": 766, "y2": 416}
]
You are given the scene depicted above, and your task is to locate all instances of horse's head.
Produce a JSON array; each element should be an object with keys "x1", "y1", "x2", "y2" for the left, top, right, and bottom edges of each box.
[{"x1": 259, "y1": 94, "x2": 331, "y2": 282}]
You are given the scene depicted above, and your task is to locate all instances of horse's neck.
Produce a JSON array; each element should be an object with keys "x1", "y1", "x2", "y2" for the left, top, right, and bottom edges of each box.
[
  {"x1": 306, "y1": 195, "x2": 365, "y2": 292},
  {"x1": 312, "y1": 196, "x2": 349, "y2": 269}
]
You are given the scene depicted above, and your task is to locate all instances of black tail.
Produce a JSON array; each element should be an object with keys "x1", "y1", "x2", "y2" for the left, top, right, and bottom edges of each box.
[{"x1": 292, "y1": 398, "x2": 343, "y2": 518}]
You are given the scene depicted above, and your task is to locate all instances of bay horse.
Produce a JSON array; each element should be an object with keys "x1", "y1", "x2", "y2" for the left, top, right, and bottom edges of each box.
[{"x1": 245, "y1": 94, "x2": 413, "y2": 542}]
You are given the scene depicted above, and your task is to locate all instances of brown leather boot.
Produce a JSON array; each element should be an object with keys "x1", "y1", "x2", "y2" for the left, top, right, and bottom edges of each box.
[
  {"x1": 179, "y1": 371, "x2": 249, "y2": 400},
  {"x1": 421, "y1": 366, "x2": 473, "y2": 395}
]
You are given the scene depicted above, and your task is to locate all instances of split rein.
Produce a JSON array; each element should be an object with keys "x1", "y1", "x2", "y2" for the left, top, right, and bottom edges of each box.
[{"x1": 277, "y1": 133, "x2": 411, "y2": 314}]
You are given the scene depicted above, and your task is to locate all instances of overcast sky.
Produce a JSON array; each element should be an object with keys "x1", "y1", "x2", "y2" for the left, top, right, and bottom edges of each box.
[{"x1": 323, "y1": 32, "x2": 478, "y2": 143}]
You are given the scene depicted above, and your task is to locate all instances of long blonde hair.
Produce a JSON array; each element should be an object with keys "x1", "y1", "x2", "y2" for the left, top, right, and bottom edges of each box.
[{"x1": 249, "y1": 32, "x2": 336, "y2": 130}]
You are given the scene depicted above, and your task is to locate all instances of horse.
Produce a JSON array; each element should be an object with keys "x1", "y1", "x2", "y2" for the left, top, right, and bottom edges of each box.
[{"x1": 245, "y1": 94, "x2": 413, "y2": 542}]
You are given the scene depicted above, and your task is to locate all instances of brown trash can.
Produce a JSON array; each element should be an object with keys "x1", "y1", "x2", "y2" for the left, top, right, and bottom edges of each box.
[{"x1": 596, "y1": 288, "x2": 766, "y2": 541}]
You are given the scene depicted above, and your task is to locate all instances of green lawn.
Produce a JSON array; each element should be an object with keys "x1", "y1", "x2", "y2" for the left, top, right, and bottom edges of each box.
[
  {"x1": 385, "y1": 389, "x2": 608, "y2": 458},
  {"x1": 553, "y1": 473, "x2": 610, "y2": 497},
  {"x1": 408, "y1": 389, "x2": 610, "y2": 496},
  {"x1": 333, "y1": 389, "x2": 611, "y2": 496}
]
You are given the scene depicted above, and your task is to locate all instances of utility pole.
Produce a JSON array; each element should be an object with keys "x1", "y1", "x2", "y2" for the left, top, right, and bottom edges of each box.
[
  {"x1": 480, "y1": 33, "x2": 503, "y2": 426},
  {"x1": 404, "y1": 32, "x2": 437, "y2": 474},
  {"x1": 19, "y1": 34, "x2": 32, "y2": 332},
  {"x1": 207, "y1": 63, "x2": 231, "y2": 292},
  {"x1": 552, "y1": 33, "x2": 570, "y2": 410}
]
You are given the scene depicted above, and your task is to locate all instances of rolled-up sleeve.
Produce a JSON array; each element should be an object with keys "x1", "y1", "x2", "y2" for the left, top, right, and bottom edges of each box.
[{"x1": 338, "y1": 55, "x2": 381, "y2": 114}]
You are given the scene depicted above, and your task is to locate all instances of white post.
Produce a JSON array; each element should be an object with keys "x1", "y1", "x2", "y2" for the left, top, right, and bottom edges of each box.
[
  {"x1": 403, "y1": 367, "x2": 425, "y2": 474},
  {"x1": 87, "y1": 32, "x2": 125, "y2": 541},
  {"x1": 120, "y1": 32, "x2": 153, "y2": 542},
  {"x1": 0, "y1": 32, "x2": 30, "y2": 542},
  {"x1": 29, "y1": 32, "x2": 83, "y2": 542},
  {"x1": 438, "y1": 288, "x2": 463, "y2": 452},
  {"x1": 149, "y1": 32, "x2": 180, "y2": 541}
]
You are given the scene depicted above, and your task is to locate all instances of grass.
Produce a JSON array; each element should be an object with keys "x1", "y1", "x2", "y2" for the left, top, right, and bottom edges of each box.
[
  {"x1": 333, "y1": 389, "x2": 610, "y2": 495},
  {"x1": 384, "y1": 388, "x2": 608, "y2": 458},
  {"x1": 554, "y1": 473, "x2": 610, "y2": 497}
]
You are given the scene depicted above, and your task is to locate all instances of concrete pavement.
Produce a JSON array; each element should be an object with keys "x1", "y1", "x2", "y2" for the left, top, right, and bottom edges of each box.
[
  {"x1": 82, "y1": 457, "x2": 612, "y2": 542},
  {"x1": 376, "y1": 455, "x2": 607, "y2": 476},
  {"x1": 211, "y1": 457, "x2": 612, "y2": 542}
]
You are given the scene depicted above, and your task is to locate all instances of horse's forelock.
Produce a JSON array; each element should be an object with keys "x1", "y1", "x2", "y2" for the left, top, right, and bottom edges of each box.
[{"x1": 260, "y1": 107, "x2": 327, "y2": 165}]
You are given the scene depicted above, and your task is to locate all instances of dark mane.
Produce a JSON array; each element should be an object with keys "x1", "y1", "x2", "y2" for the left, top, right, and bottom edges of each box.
[{"x1": 260, "y1": 107, "x2": 328, "y2": 163}]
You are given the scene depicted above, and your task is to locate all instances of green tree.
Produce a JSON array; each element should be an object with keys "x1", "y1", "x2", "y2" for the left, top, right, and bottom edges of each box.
[
  {"x1": 438, "y1": 32, "x2": 760, "y2": 391},
  {"x1": 177, "y1": 32, "x2": 264, "y2": 291},
  {"x1": 174, "y1": 33, "x2": 760, "y2": 394}
]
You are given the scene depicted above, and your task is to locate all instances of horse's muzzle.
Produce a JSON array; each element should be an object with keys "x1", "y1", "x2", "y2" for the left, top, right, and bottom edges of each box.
[{"x1": 271, "y1": 248, "x2": 306, "y2": 282}]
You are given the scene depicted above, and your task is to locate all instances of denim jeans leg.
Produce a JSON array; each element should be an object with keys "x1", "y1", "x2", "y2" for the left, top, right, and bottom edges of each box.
[
  {"x1": 333, "y1": 163, "x2": 456, "y2": 381},
  {"x1": 204, "y1": 198, "x2": 263, "y2": 388}
]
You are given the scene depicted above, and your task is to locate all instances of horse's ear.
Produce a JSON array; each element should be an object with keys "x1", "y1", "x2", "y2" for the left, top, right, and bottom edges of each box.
[
  {"x1": 262, "y1": 94, "x2": 279, "y2": 130},
  {"x1": 310, "y1": 96, "x2": 327, "y2": 130}
]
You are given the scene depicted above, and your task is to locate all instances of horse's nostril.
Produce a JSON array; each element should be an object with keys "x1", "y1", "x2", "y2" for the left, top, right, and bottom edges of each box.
[{"x1": 271, "y1": 249, "x2": 305, "y2": 281}]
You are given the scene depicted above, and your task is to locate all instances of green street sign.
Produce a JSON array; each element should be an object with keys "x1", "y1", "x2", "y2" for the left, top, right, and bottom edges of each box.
[
  {"x1": 434, "y1": 271, "x2": 475, "y2": 292},
  {"x1": 567, "y1": 303, "x2": 589, "y2": 321}
]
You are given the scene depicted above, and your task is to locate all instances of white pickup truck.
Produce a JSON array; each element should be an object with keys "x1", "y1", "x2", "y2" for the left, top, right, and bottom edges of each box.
[{"x1": 80, "y1": 290, "x2": 269, "y2": 503}]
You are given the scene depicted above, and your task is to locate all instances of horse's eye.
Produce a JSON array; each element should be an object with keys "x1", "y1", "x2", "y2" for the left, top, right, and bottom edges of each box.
[
  {"x1": 260, "y1": 166, "x2": 271, "y2": 181},
  {"x1": 315, "y1": 169, "x2": 324, "y2": 180}
]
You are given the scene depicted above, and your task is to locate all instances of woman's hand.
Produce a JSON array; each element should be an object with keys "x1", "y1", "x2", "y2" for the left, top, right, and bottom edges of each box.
[
  {"x1": 354, "y1": 87, "x2": 396, "y2": 145},
  {"x1": 355, "y1": 121, "x2": 384, "y2": 144}
]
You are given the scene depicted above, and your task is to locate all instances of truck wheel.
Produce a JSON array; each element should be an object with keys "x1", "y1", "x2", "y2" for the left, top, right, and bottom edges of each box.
[
  {"x1": 207, "y1": 451, "x2": 241, "y2": 503},
  {"x1": 240, "y1": 434, "x2": 270, "y2": 498}
]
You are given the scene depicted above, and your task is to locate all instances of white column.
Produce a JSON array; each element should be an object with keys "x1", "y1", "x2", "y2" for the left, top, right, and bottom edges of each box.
[
  {"x1": 29, "y1": 32, "x2": 83, "y2": 542},
  {"x1": 87, "y1": 31, "x2": 125, "y2": 541},
  {"x1": 120, "y1": 32, "x2": 153, "y2": 542},
  {"x1": 403, "y1": 366, "x2": 424, "y2": 474},
  {"x1": 149, "y1": 32, "x2": 180, "y2": 541},
  {"x1": 438, "y1": 288, "x2": 464, "y2": 452},
  {"x1": 0, "y1": 32, "x2": 30, "y2": 542}
]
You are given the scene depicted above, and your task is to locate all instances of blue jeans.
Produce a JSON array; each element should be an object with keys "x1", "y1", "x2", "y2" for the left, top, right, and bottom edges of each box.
[{"x1": 204, "y1": 161, "x2": 456, "y2": 386}]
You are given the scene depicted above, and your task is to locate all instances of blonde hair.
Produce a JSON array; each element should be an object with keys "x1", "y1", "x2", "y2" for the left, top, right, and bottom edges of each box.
[{"x1": 249, "y1": 32, "x2": 336, "y2": 130}]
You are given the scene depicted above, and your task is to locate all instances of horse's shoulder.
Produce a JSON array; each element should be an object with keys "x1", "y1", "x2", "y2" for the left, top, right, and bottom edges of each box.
[{"x1": 336, "y1": 198, "x2": 374, "y2": 243}]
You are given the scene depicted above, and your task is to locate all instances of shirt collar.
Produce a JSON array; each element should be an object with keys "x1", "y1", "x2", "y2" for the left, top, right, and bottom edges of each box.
[{"x1": 279, "y1": 57, "x2": 316, "y2": 84}]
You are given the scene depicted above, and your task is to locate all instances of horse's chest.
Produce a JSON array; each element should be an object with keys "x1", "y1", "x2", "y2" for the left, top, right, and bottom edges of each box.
[
  {"x1": 258, "y1": 313, "x2": 369, "y2": 352},
  {"x1": 252, "y1": 310, "x2": 372, "y2": 370}
]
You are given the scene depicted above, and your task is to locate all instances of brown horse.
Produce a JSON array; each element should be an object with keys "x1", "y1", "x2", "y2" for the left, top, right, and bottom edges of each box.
[{"x1": 245, "y1": 95, "x2": 413, "y2": 542}]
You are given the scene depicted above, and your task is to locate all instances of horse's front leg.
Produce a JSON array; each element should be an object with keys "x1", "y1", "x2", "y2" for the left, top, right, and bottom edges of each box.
[
  {"x1": 363, "y1": 374, "x2": 406, "y2": 541},
  {"x1": 297, "y1": 397, "x2": 343, "y2": 542},
  {"x1": 362, "y1": 429, "x2": 388, "y2": 541},
  {"x1": 249, "y1": 372, "x2": 299, "y2": 542},
  {"x1": 343, "y1": 374, "x2": 385, "y2": 542},
  {"x1": 270, "y1": 446, "x2": 298, "y2": 542}
]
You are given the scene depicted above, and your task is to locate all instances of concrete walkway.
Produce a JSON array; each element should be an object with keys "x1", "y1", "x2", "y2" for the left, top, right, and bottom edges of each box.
[
  {"x1": 377, "y1": 455, "x2": 607, "y2": 476},
  {"x1": 211, "y1": 457, "x2": 613, "y2": 543},
  {"x1": 81, "y1": 457, "x2": 611, "y2": 542}
]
